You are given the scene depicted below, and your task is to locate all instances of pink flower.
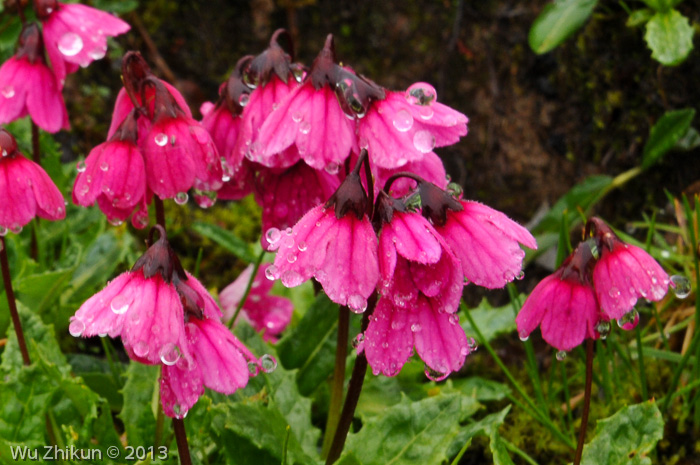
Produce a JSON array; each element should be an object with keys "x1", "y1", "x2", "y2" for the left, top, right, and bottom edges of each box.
[
  {"x1": 359, "y1": 84, "x2": 468, "y2": 169},
  {"x1": 219, "y1": 263, "x2": 293, "y2": 342},
  {"x1": 70, "y1": 226, "x2": 258, "y2": 418},
  {"x1": 72, "y1": 110, "x2": 150, "y2": 228},
  {"x1": 0, "y1": 129, "x2": 66, "y2": 233},
  {"x1": 375, "y1": 151, "x2": 447, "y2": 198},
  {"x1": 256, "y1": 161, "x2": 340, "y2": 248},
  {"x1": 515, "y1": 242, "x2": 600, "y2": 352},
  {"x1": 433, "y1": 199, "x2": 537, "y2": 289},
  {"x1": 588, "y1": 217, "x2": 669, "y2": 320},
  {"x1": 516, "y1": 217, "x2": 670, "y2": 352},
  {"x1": 0, "y1": 24, "x2": 69, "y2": 133},
  {"x1": 36, "y1": 0, "x2": 130, "y2": 84},
  {"x1": 268, "y1": 163, "x2": 379, "y2": 312}
]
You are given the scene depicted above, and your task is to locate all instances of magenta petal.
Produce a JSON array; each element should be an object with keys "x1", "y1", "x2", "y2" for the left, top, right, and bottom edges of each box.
[
  {"x1": 593, "y1": 243, "x2": 669, "y2": 320},
  {"x1": 183, "y1": 271, "x2": 222, "y2": 320},
  {"x1": 376, "y1": 151, "x2": 447, "y2": 198},
  {"x1": 0, "y1": 58, "x2": 27, "y2": 124},
  {"x1": 72, "y1": 272, "x2": 132, "y2": 338},
  {"x1": 201, "y1": 103, "x2": 241, "y2": 164},
  {"x1": 515, "y1": 274, "x2": 557, "y2": 340},
  {"x1": 409, "y1": 236, "x2": 463, "y2": 313},
  {"x1": 436, "y1": 200, "x2": 537, "y2": 289},
  {"x1": 160, "y1": 359, "x2": 203, "y2": 419},
  {"x1": 187, "y1": 319, "x2": 249, "y2": 393},
  {"x1": 412, "y1": 295, "x2": 469, "y2": 375},
  {"x1": 364, "y1": 298, "x2": 413, "y2": 377},
  {"x1": 537, "y1": 278, "x2": 598, "y2": 352}
]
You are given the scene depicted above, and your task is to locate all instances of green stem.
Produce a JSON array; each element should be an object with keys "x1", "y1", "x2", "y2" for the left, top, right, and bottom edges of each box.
[
  {"x1": 635, "y1": 328, "x2": 649, "y2": 400},
  {"x1": 462, "y1": 303, "x2": 575, "y2": 449},
  {"x1": 502, "y1": 437, "x2": 540, "y2": 465},
  {"x1": 228, "y1": 250, "x2": 266, "y2": 329},
  {"x1": 596, "y1": 340, "x2": 612, "y2": 401},
  {"x1": 561, "y1": 361, "x2": 575, "y2": 438},
  {"x1": 573, "y1": 339, "x2": 594, "y2": 465},
  {"x1": 449, "y1": 438, "x2": 473, "y2": 465},
  {"x1": 154, "y1": 402, "x2": 165, "y2": 449},
  {"x1": 100, "y1": 337, "x2": 122, "y2": 387},
  {"x1": 321, "y1": 306, "x2": 350, "y2": 459}
]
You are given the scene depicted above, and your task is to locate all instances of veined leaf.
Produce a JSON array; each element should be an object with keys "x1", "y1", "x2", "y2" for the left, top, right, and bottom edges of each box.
[{"x1": 529, "y1": 0, "x2": 598, "y2": 54}]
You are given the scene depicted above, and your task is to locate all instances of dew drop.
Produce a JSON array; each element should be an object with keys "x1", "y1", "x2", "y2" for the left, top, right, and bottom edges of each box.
[
  {"x1": 58, "y1": 32, "x2": 83, "y2": 56},
  {"x1": 100, "y1": 161, "x2": 109, "y2": 171},
  {"x1": 556, "y1": 350, "x2": 567, "y2": 362},
  {"x1": 347, "y1": 294, "x2": 368, "y2": 313},
  {"x1": 448, "y1": 314, "x2": 459, "y2": 326},
  {"x1": 0, "y1": 226, "x2": 7, "y2": 237},
  {"x1": 418, "y1": 106, "x2": 434, "y2": 120},
  {"x1": 159, "y1": 343, "x2": 180, "y2": 366},
  {"x1": 352, "y1": 333, "x2": 365, "y2": 350},
  {"x1": 466, "y1": 337, "x2": 478, "y2": 351},
  {"x1": 405, "y1": 82, "x2": 437, "y2": 106},
  {"x1": 9, "y1": 223, "x2": 22, "y2": 234},
  {"x1": 297, "y1": 241, "x2": 308, "y2": 252},
  {"x1": 518, "y1": 331, "x2": 529, "y2": 342},
  {"x1": 133, "y1": 211, "x2": 149, "y2": 229},
  {"x1": 670, "y1": 275, "x2": 691, "y2": 299},
  {"x1": 292, "y1": 112, "x2": 303, "y2": 123},
  {"x1": 392, "y1": 109, "x2": 414, "y2": 132},
  {"x1": 248, "y1": 361, "x2": 260, "y2": 376},
  {"x1": 516, "y1": 270, "x2": 525, "y2": 280},
  {"x1": 154, "y1": 133, "x2": 168, "y2": 146},
  {"x1": 299, "y1": 121, "x2": 311, "y2": 134},
  {"x1": 424, "y1": 364, "x2": 449, "y2": 381},
  {"x1": 88, "y1": 47, "x2": 106, "y2": 60},
  {"x1": 281, "y1": 270, "x2": 303, "y2": 287},
  {"x1": 260, "y1": 354, "x2": 277, "y2": 373},
  {"x1": 286, "y1": 254, "x2": 297, "y2": 264},
  {"x1": 174, "y1": 192, "x2": 189, "y2": 205},
  {"x1": 133, "y1": 341, "x2": 149, "y2": 358},
  {"x1": 1, "y1": 86, "x2": 15, "y2": 98},
  {"x1": 616, "y1": 309, "x2": 639, "y2": 330},
  {"x1": 108, "y1": 218, "x2": 123, "y2": 227},
  {"x1": 595, "y1": 320, "x2": 611, "y2": 339},
  {"x1": 266, "y1": 227, "x2": 282, "y2": 246},
  {"x1": 238, "y1": 94, "x2": 250, "y2": 107},
  {"x1": 411, "y1": 323, "x2": 422, "y2": 332},
  {"x1": 413, "y1": 130, "x2": 435, "y2": 153},
  {"x1": 68, "y1": 318, "x2": 85, "y2": 337},
  {"x1": 325, "y1": 162, "x2": 340, "y2": 174},
  {"x1": 110, "y1": 295, "x2": 130, "y2": 314},
  {"x1": 265, "y1": 265, "x2": 279, "y2": 281},
  {"x1": 76, "y1": 160, "x2": 87, "y2": 172}
]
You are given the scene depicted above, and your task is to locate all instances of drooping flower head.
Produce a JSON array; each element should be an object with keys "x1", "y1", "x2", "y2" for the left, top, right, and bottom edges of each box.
[
  {"x1": 219, "y1": 263, "x2": 294, "y2": 342},
  {"x1": 34, "y1": 0, "x2": 130, "y2": 84},
  {"x1": 70, "y1": 225, "x2": 262, "y2": 418},
  {"x1": 516, "y1": 217, "x2": 670, "y2": 352},
  {"x1": 0, "y1": 23, "x2": 69, "y2": 132},
  {"x1": 0, "y1": 128, "x2": 66, "y2": 234}
]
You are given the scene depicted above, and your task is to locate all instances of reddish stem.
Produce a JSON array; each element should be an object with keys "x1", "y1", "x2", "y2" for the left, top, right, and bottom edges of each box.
[
  {"x1": 1, "y1": 236, "x2": 30, "y2": 365},
  {"x1": 574, "y1": 338, "x2": 594, "y2": 465}
]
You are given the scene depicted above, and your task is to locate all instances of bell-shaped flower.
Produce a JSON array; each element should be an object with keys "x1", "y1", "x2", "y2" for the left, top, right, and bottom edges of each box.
[
  {"x1": 587, "y1": 217, "x2": 670, "y2": 321},
  {"x1": 70, "y1": 226, "x2": 258, "y2": 418},
  {"x1": 0, "y1": 23, "x2": 69, "y2": 133},
  {"x1": 35, "y1": 0, "x2": 130, "y2": 84},
  {"x1": 359, "y1": 84, "x2": 468, "y2": 169},
  {"x1": 256, "y1": 161, "x2": 340, "y2": 249},
  {"x1": 268, "y1": 158, "x2": 379, "y2": 312},
  {"x1": 0, "y1": 129, "x2": 66, "y2": 233},
  {"x1": 73, "y1": 110, "x2": 149, "y2": 228},
  {"x1": 220, "y1": 263, "x2": 293, "y2": 342}
]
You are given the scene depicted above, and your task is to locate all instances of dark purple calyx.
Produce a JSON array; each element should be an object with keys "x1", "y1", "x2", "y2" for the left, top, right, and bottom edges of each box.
[
  {"x1": 325, "y1": 151, "x2": 371, "y2": 220},
  {"x1": 373, "y1": 191, "x2": 408, "y2": 232},
  {"x1": 585, "y1": 216, "x2": 619, "y2": 253},
  {"x1": 559, "y1": 240, "x2": 597, "y2": 284},
  {"x1": 33, "y1": 0, "x2": 58, "y2": 19},
  {"x1": 144, "y1": 76, "x2": 187, "y2": 122},
  {"x1": 416, "y1": 182, "x2": 463, "y2": 226},
  {"x1": 121, "y1": 51, "x2": 153, "y2": 113},
  {"x1": 0, "y1": 129, "x2": 19, "y2": 157},
  {"x1": 220, "y1": 55, "x2": 253, "y2": 115},
  {"x1": 16, "y1": 23, "x2": 44, "y2": 64},
  {"x1": 109, "y1": 109, "x2": 139, "y2": 144},
  {"x1": 308, "y1": 34, "x2": 385, "y2": 118},
  {"x1": 132, "y1": 225, "x2": 204, "y2": 319},
  {"x1": 244, "y1": 29, "x2": 303, "y2": 88}
]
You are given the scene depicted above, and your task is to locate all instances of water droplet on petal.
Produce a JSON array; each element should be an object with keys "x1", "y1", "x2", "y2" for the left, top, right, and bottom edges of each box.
[
  {"x1": 0, "y1": 226, "x2": 7, "y2": 236},
  {"x1": 617, "y1": 309, "x2": 639, "y2": 330},
  {"x1": 238, "y1": 94, "x2": 250, "y2": 107},
  {"x1": 670, "y1": 275, "x2": 691, "y2": 299},
  {"x1": 299, "y1": 121, "x2": 311, "y2": 134},
  {"x1": 159, "y1": 343, "x2": 180, "y2": 366},
  {"x1": 448, "y1": 314, "x2": 459, "y2": 325},
  {"x1": 424, "y1": 364, "x2": 449, "y2": 381},
  {"x1": 260, "y1": 354, "x2": 277, "y2": 373},
  {"x1": 154, "y1": 133, "x2": 168, "y2": 146},
  {"x1": 88, "y1": 46, "x2": 106, "y2": 60},
  {"x1": 418, "y1": 106, "x2": 434, "y2": 120},
  {"x1": 248, "y1": 361, "x2": 260, "y2": 376},
  {"x1": 466, "y1": 337, "x2": 478, "y2": 351},
  {"x1": 108, "y1": 218, "x2": 123, "y2": 226},
  {"x1": 100, "y1": 161, "x2": 109, "y2": 171},
  {"x1": 411, "y1": 323, "x2": 422, "y2": 332},
  {"x1": 393, "y1": 109, "x2": 414, "y2": 132},
  {"x1": 69, "y1": 318, "x2": 85, "y2": 337},
  {"x1": 518, "y1": 331, "x2": 529, "y2": 342},
  {"x1": 595, "y1": 320, "x2": 611, "y2": 339},
  {"x1": 9, "y1": 223, "x2": 22, "y2": 234},
  {"x1": 174, "y1": 192, "x2": 189, "y2": 205},
  {"x1": 58, "y1": 32, "x2": 83, "y2": 56},
  {"x1": 413, "y1": 130, "x2": 435, "y2": 153},
  {"x1": 406, "y1": 82, "x2": 437, "y2": 106},
  {"x1": 110, "y1": 295, "x2": 130, "y2": 314},
  {"x1": 76, "y1": 160, "x2": 87, "y2": 172},
  {"x1": 281, "y1": 270, "x2": 303, "y2": 287},
  {"x1": 133, "y1": 341, "x2": 149, "y2": 358},
  {"x1": 556, "y1": 350, "x2": 567, "y2": 362},
  {"x1": 1, "y1": 86, "x2": 15, "y2": 98},
  {"x1": 352, "y1": 333, "x2": 365, "y2": 350},
  {"x1": 266, "y1": 227, "x2": 282, "y2": 248},
  {"x1": 286, "y1": 254, "x2": 297, "y2": 264},
  {"x1": 325, "y1": 162, "x2": 340, "y2": 174},
  {"x1": 265, "y1": 265, "x2": 279, "y2": 281},
  {"x1": 347, "y1": 294, "x2": 368, "y2": 313}
]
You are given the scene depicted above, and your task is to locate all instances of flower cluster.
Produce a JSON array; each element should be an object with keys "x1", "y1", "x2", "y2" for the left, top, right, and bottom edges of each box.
[
  {"x1": 70, "y1": 226, "x2": 264, "y2": 418},
  {"x1": 73, "y1": 52, "x2": 222, "y2": 227},
  {"x1": 0, "y1": 129, "x2": 66, "y2": 234},
  {"x1": 516, "y1": 217, "x2": 670, "y2": 353},
  {"x1": 0, "y1": 1, "x2": 128, "y2": 132}
]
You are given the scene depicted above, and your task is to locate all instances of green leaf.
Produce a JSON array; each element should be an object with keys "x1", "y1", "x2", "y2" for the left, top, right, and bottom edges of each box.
[
  {"x1": 451, "y1": 377, "x2": 512, "y2": 402},
  {"x1": 119, "y1": 363, "x2": 160, "y2": 448},
  {"x1": 461, "y1": 298, "x2": 518, "y2": 343},
  {"x1": 627, "y1": 9, "x2": 654, "y2": 27},
  {"x1": 639, "y1": 0, "x2": 684, "y2": 11},
  {"x1": 581, "y1": 401, "x2": 664, "y2": 465},
  {"x1": 276, "y1": 293, "x2": 339, "y2": 396},
  {"x1": 191, "y1": 221, "x2": 256, "y2": 263},
  {"x1": 342, "y1": 394, "x2": 464, "y2": 465},
  {"x1": 644, "y1": 9, "x2": 694, "y2": 66},
  {"x1": 447, "y1": 406, "x2": 512, "y2": 461},
  {"x1": 642, "y1": 108, "x2": 696, "y2": 169},
  {"x1": 529, "y1": 0, "x2": 598, "y2": 54},
  {"x1": 674, "y1": 126, "x2": 700, "y2": 151},
  {"x1": 15, "y1": 268, "x2": 73, "y2": 315},
  {"x1": 92, "y1": 0, "x2": 139, "y2": 13}
]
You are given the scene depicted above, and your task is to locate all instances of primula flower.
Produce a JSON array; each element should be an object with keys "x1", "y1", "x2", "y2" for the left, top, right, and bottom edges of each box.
[
  {"x1": 0, "y1": 23, "x2": 69, "y2": 133},
  {"x1": 70, "y1": 226, "x2": 259, "y2": 418},
  {"x1": 515, "y1": 217, "x2": 669, "y2": 352},
  {"x1": 72, "y1": 110, "x2": 150, "y2": 228},
  {"x1": 35, "y1": 0, "x2": 130, "y2": 84},
  {"x1": 0, "y1": 129, "x2": 66, "y2": 233},
  {"x1": 268, "y1": 155, "x2": 379, "y2": 312},
  {"x1": 219, "y1": 263, "x2": 293, "y2": 342}
]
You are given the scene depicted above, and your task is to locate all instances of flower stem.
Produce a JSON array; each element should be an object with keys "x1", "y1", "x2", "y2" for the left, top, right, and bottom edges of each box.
[
  {"x1": 325, "y1": 298, "x2": 376, "y2": 464},
  {"x1": 173, "y1": 418, "x2": 192, "y2": 465},
  {"x1": 31, "y1": 121, "x2": 41, "y2": 165},
  {"x1": 574, "y1": 339, "x2": 594, "y2": 465},
  {"x1": 1, "y1": 236, "x2": 30, "y2": 366},
  {"x1": 321, "y1": 306, "x2": 350, "y2": 459},
  {"x1": 229, "y1": 249, "x2": 266, "y2": 329},
  {"x1": 154, "y1": 197, "x2": 166, "y2": 230},
  {"x1": 634, "y1": 328, "x2": 649, "y2": 400}
]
